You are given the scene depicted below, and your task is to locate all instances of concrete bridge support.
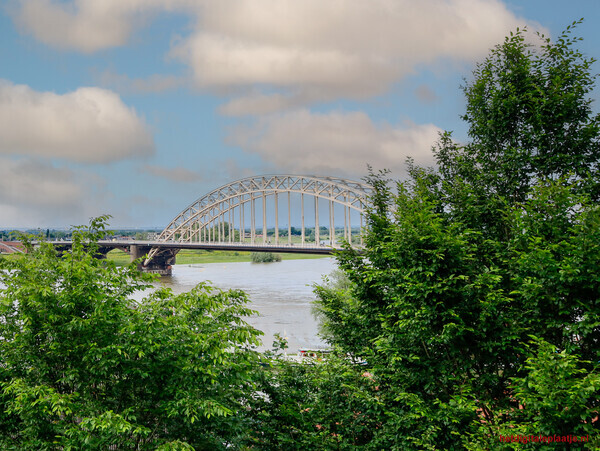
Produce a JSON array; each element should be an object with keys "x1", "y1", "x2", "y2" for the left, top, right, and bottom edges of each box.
[{"x1": 130, "y1": 244, "x2": 178, "y2": 276}]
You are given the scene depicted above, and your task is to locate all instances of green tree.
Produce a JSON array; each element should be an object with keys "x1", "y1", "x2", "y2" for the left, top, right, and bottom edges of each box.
[
  {"x1": 0, "y1": 216, "x2": 262, "y2": 449},
  {"x1": 243, "y1": 339, "x2": 383, "y2": 449},
  {"x1": 436, "y1": 20, "x2": 600, "y2": 240},
  {"x1": 466, "y1": 338, "x2": 600, "y2": 450},
  {"x1": 314, "y1": 23, "x2": 600, "y2": 448},
  {"x1": 250, "y1": 252, "x2": 282, "y2": 263}
]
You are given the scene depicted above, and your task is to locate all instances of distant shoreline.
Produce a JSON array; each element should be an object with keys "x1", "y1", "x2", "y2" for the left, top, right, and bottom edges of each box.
[{"x1": 106, "y1": 248, "x2": 328, "y2": 266}]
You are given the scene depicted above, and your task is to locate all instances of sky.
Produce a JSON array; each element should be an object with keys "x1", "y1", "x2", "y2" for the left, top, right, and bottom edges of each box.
[{"x1": 1, "y1": 0, "x2": 600, "y2": 229}]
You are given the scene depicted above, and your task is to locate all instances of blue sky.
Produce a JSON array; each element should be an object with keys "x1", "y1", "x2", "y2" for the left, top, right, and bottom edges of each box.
[{"x1": 1, "y1": 0, "x2": 599, "y2": 228}]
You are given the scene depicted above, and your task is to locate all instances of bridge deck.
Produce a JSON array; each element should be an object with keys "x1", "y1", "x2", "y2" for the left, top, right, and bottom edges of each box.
[{"x1": 48, "y1": 240, "x2": 350, "y2": 255}]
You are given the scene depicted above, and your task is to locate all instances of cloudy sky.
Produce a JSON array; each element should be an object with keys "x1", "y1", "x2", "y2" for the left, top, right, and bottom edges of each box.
[{"x1": 1, "y1": 0, "x2": 599, "y2": 228}]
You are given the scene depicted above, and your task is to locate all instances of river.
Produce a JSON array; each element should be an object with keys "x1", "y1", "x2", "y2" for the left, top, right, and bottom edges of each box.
[{"x1": 154, "y1": 258, "x2": 337, "y2": 352}]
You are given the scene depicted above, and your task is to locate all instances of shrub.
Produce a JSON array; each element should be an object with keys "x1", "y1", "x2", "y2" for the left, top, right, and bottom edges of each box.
[
  {"x1": 251, "y1": 252, "x2": 282, "y2": 263},
  {"x1": 0, "y1": 216, "x2": 262, "y2": 449}
]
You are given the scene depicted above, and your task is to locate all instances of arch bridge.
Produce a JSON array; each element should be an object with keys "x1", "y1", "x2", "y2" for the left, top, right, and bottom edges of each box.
[{"x1": 140, "y1": 175, "x2": 371, "y2": 274}]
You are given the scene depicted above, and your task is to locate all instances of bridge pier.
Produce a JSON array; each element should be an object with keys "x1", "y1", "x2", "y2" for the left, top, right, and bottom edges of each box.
[{"x1": 130, "y1": 244, "x2": 178, "y2": 276}]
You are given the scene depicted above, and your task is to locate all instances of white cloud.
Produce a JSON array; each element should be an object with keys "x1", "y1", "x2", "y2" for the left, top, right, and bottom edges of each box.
[
  {"x1": 12, "y1": 0, "x2": 195, "y2": 53},
  {"x1": 219, "y1": 91, "x2": 310, "y2": 117},
  {"x1": 0, "y1": 80, "x2": 155, "y2": 163},
  {"x1": 173, "y1": 0, "x2": 540, "y2": 114},
  {"x1": 227, "y1": 110, "x2": 442, "y2": 176},
  {"x1": 0, "y1": 158, "x2": 108, "y2": 227},
  {"x1": 12, "y1": 1, "x2": 542, "y2": 114},
  {"x1": 141, "y1": 159, "x2": 266, "y2": 185},
  {"x1": 96, "y1": 70, "x2": 187, "y2": 95},
  {"x1": 13, "y1": 0, "x2": 141, "y2": 53}
]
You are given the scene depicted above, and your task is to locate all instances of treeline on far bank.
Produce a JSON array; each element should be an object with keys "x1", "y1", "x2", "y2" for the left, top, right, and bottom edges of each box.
[
  {"x1": 1, "y1": 225, "x2": 362, "y2": 243},
  {"x1": 1, "y1": 22, "x2": 600, "y2": 449},
  {"x1": 0, "y1": 228, "x2": 162, "y2": 241}
]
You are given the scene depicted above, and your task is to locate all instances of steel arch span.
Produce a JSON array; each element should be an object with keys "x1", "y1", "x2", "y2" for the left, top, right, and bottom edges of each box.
[{"x1": 144, "y1": 174, "x2": 371, "y2": 266}]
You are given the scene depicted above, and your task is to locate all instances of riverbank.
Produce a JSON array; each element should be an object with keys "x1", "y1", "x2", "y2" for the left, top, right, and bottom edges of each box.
[{"x1": 107, "y1": 248, "x2": 328, "y2": 265}]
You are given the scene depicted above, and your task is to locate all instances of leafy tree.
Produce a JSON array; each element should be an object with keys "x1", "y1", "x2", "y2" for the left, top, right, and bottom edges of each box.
[
  {"x1": 311, "y1": 269, "x2": 360, "y2": 349},
  {"x1": 0, "y1": 216, "x2": 262, "y2": 449},
  {"x1": 436, "y1": 20, "x2": 600, "y2": 240},
  {"x1": 465, "y1": 337, "x2": 600, "y2": 450},
  {"x1": 243, "y1": 339, "x2": 384, "y2": 449},
  {"x1": 314, "y1": 22, "x2": 600, "y2": 448},
  {"x1": 250, "y1": 252, "x2": 282, "y2": 263}
]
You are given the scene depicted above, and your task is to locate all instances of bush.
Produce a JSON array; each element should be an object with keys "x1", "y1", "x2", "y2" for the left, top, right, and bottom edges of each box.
[
  {"x1": 313, "y1": 22, "x2": 600, "y2": 448},
  {"x1": 0, "y1": 216, "x2": 262, "y2": 449},
  {"x1": 251, "y1": 252, "x2": 282, "y2": 263}
]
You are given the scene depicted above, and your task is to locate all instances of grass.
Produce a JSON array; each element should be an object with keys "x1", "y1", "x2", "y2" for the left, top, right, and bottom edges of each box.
[{"x1": 106, "y1": 248, "x2": 328, "y2": 266}]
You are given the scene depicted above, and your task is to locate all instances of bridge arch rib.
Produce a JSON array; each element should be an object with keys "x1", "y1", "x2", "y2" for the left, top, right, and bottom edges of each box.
[{"x1": 145, "y1": 175, "x2": 371, "y2": 267}]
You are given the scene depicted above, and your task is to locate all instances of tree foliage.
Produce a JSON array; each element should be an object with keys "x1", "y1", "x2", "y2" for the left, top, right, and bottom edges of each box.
[
  {"x1": 2, "y1": 22, "x2": 600, "y2": 450},
  {"x1": 250, "y1": 252, "x2": 282, "y2": 263},
  {"x1": 314, "y1": 22, "x2": 600, "y2": 448},
  {"x1": 437, "y1": 21, "x2": 600, "y2": 242},
  {"x1": 0, "y1": 216, "x2": 261, "y2": 449}
]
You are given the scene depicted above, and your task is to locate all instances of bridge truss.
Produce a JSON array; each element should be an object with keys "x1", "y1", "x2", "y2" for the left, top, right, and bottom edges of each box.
[{"x1": 145, "y1": 175, "x2": 371, "y2": 266}]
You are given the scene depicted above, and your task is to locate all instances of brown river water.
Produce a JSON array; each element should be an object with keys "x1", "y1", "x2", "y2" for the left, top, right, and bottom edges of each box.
[{"x1": 151, "y1": 258, "x2": 337, "y2": 352}]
